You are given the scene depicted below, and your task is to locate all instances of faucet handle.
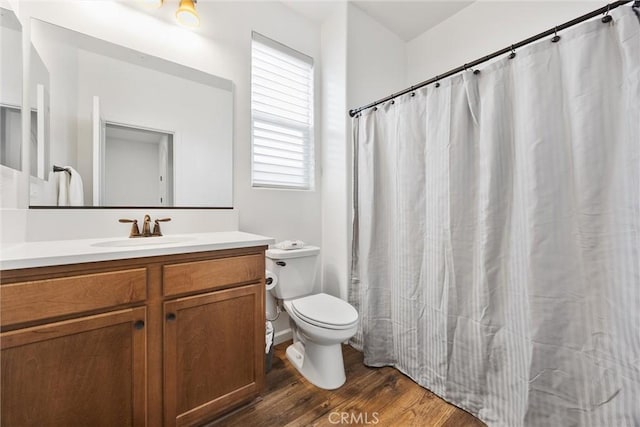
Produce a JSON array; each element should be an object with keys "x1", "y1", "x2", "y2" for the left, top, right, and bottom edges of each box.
[
  {"x1": 152, "y1": 217, "x2": 172, "y2": 236},
  {"x1": 119, "y1": 219, "x2": 141, "y2": 238}
]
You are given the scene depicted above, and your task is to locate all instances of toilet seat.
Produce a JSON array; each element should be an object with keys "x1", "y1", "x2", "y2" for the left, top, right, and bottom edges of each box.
[{"x1": 289, "y1": 293, "x2": 358, "y2": 330}]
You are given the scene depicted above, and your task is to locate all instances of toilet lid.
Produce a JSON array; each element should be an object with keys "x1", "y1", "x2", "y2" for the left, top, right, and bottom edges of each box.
[{"x1": 290, "y1": 293, "x2": 358, "y2": 329}]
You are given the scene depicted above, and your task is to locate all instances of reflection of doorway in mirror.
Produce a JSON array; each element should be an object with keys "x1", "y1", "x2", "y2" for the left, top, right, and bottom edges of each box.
[
  {"x1": 102, "y1": 122, "x2": 174, "y2": 207},
  {"x1": 0, "y1": 105, "x2": 23, "y2": 171},
  {"x1": 0, "y1": 105, "x2": 38, "y2": 174}
]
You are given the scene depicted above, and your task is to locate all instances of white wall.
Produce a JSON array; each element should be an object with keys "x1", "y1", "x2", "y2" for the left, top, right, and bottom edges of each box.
[
  {"x1": 0, "y1": 207, "x2": 26, "y2": 247},
  {"x1": 24, "y1": 208, "x2": 239, "y2": 241},
  {"x1": 347, "y1": 4, "x2": 407, "y2": 109},
  {"x1": 0, "y1": 167, "x2": 22, "y2": 208},
  {"x1": 320, "y1": 4, "x2": 348, "y2": 300},
  {"x1": 320, "y1": 4, "x2": 406, "y2": 302},
  {"x1": 406, "y1": 1, "x2": 600, "y2": 84}
]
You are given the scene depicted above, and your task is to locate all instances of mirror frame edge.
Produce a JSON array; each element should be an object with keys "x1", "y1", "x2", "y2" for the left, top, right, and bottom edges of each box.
[{"x1": 19, "y1": 3, "x2": 30, "y2": 208}]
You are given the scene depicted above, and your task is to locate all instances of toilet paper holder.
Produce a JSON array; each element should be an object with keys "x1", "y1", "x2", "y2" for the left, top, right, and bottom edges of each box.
[{"x1": 265, "y1": 270, "x2": 278, "y2": 291}]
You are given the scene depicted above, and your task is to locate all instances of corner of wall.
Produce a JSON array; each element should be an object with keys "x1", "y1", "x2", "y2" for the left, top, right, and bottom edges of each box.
[
  {"x1": 320, "y1": 3, "x2": 349, "y2": 301},
  {"x1": 319, "y1": 3, "x2": 407, "y2": 303}
]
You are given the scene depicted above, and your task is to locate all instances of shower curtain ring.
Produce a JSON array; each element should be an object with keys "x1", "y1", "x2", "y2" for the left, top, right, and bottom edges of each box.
[
  {"x1": 465, "y1": 63, "x2": 480, "y2": 75},
  {"x1": 410, "y1": 86, "x2": 416, "y2": 97},
  {"x1": 551, "y1": 26, "x2": 561, "y2": 43},
  {"x1": 602, "y1": 4, "x2": 613, "y2": 23},
  {"x1": 509, "y1": 44, "x2": 516, "y2": 59},
  {"x1": 435, "y1": 75, "x2": 440, "y2": 88}
]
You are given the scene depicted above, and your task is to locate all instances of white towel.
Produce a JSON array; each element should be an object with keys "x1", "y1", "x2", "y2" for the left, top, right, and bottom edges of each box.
[
  {"x1": 274, "y1": 240, "x2": 305, "y2": 250},
  {"x1": 57, "y1": 169, "x2": 70, "y2": 206},
  {"x1": 67, "y1": 166, "x2": 84, "y2": 206},
  {"x1": 57, "y1": 166, "x2": 84, "y2": 206}
]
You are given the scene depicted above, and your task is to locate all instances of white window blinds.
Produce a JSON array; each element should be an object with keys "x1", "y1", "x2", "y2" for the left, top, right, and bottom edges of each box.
[{"x1": 251, "y1": 32, "x2": 314, "y2": 190}]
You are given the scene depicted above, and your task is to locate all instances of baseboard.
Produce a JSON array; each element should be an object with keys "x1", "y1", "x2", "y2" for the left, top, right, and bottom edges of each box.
[{"x1": 274, "y1": 328, "x2": 292, "y2": 345}]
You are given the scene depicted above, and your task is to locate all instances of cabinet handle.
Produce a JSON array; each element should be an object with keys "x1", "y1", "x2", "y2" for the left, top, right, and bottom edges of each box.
[
  {"x1": 166, "y1": 313, "x2": 176, "y2": 321},
  {"x1": 134, "y1": 320, "x2": 145, "y2": 330}
]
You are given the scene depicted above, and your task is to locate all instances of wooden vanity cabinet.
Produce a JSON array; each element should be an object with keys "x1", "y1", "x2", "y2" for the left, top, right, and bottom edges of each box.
[
  {"x1": 161, "y1": 251, "x2": 265, "y2": 426},
  {"x1": 1, "y1": 267, "x2": 149, "y2": 427},
  {"x1": 0, "y1": 246, "x2": 266, "y2": 427}
]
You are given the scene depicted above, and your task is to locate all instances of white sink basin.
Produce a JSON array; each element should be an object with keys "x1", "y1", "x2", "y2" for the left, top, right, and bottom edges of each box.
[{"x1": 91, "y1": 236, "x2": 195, "y2": 248}]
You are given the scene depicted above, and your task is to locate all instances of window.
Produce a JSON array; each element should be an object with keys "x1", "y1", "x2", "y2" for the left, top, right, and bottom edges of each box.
[{"x1": 251, "y1": 32, "x2": 314, "y2": 190}]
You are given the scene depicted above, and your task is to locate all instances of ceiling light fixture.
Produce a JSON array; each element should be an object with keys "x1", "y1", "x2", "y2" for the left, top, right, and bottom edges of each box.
[
  {"x1": 175, "y1": 0, "x2": 200, "y2": 28},
  {"x1": 139, "y1": 0, "x2": 200, "y2": 28}
]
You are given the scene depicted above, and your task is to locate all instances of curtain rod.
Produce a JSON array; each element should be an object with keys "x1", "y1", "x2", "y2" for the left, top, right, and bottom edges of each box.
[{"x1": 348, "y1": 0, "x2": 636, "y2": 117}]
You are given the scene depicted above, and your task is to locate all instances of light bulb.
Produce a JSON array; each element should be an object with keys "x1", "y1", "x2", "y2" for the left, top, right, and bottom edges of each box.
[{"x1": 176, "y1": 0, "x2": 200, "y2": 28}]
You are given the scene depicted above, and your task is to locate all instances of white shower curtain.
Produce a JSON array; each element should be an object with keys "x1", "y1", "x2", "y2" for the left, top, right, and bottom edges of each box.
[{"x1": 350, "y1": 7, "x2": 639, "y2": 426}]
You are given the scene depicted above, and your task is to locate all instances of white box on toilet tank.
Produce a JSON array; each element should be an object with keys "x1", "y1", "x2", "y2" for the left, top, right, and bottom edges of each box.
[{"x1": 265, "y1": 246, "x2": 320, "y2": 300}]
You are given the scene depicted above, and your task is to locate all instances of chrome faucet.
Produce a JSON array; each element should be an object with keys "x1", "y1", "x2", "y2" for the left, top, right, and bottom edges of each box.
[{"x1": 119, "y1": 215, "x2": 171, "y2": 238}]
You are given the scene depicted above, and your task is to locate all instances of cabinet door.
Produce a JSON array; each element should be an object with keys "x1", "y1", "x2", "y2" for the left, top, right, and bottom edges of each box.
[
  {"x1": 1, "y1": 307, "x2": 147, "y2": 427},
  {"x1": 164, "y1": 283, "x2": 264, "y2": 427}
]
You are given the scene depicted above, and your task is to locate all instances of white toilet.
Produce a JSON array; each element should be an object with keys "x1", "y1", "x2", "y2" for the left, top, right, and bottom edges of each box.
[{"x1": 266, "y1": 246, "x2": 358, "y2": 390}]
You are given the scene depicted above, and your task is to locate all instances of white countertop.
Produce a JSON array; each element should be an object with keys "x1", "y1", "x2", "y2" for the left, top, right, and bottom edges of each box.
[{"x1": 0, "y1": 231, "x2": 275, "y2": 270}]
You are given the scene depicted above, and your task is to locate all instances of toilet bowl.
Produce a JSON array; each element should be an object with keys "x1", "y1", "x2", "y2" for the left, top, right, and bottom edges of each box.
[
  {"x1": 284, "y1": 293, "x2": 358, "y2": 389},
  {"x1": 266, "y1": 246, "x2": 359, "y2": 390}
]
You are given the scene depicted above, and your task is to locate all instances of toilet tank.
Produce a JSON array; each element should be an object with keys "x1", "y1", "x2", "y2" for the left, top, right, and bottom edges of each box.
[{"x1": 265, "y1": 246, "x2": 320, "y2": 300}]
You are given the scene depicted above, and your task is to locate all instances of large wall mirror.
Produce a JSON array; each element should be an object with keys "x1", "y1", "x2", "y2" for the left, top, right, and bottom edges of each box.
[{"x1": 29, "y1": 19, "x2": 234, "y2": 208}]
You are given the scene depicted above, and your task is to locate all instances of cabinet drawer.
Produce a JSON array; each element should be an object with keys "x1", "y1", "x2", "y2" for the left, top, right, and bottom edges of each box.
[
  {"x1": 1, "y1": 268, "x2": 147, "y2": 328},
  {"x1": 163, "y1": 254, "x2": 263, "y2": 297}
]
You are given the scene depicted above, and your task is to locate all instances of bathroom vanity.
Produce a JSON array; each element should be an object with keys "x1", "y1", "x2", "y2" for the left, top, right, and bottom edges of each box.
[{"x1": 0, "y1": 232, "x2": 273, "y2": 427}]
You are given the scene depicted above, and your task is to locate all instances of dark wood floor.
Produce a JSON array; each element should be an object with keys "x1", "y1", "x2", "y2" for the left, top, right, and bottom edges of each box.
[{"x1": 212, "y1": 341, "x2": 484, "y2": 427}]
